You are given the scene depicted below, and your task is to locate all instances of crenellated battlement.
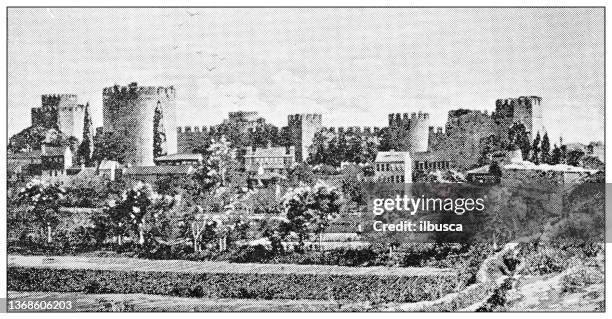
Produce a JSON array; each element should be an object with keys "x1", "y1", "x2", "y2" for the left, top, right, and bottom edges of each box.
[
  {"x1": 41, "y1": 94, "x2": 78, "y2": 102},
  {"x1": 447, "y1": 109, "x2": 491, "y2": 120},
  {"x1": 321, "y1": 126, "x2": 382, "y2": 135},
  {"x1": 388, "y1": 111, "x2": 430, "y2": 127},
  {"x1": 495, "y1": 96, "x2": 542, "y2": 110},
  {"x1": 39, "y1": 94, "x2": 78, "y2": 110},
  {"x1": 103, "y1": 82, "x2": 176, "y2": 100},
  {"x1": 177, "y1": 125, "x2": 217, "y2": 134},
  {"x1": 429, "y1": 126, "x2": 445, "y2": 135},
  {"x1": 288, "y1": 113, "x2": 323, "y2": 124},
  {"x1": 58, "y1": 104, "x2": 86, "y2": 112}
]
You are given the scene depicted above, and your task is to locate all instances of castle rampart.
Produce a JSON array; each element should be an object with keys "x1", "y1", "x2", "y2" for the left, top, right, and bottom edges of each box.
[{"x1": 321, "y1": 126, "x2": 382, "y2": 135}]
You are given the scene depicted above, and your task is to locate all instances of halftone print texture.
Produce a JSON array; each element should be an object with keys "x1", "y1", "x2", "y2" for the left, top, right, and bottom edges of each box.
[{"x1": 6, "y1": 7, "x2": 605, "y2": 312}]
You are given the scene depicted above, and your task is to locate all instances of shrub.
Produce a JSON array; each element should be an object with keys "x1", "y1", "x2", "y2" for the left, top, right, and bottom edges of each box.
[
  {"x1": 8, "y1": 266, "x2": 461, "y2": 303},
  {"x1": 560, "y1": 265, "x2": 604, "y2": 293},
  {"x1": 517, "y1": 242, "x2": 603, "y2": 275}
]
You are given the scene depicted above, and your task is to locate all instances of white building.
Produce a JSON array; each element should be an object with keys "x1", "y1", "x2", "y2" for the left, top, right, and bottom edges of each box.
[{"x1": 373, "y1": 150, "x2": 412, "y2": 183}]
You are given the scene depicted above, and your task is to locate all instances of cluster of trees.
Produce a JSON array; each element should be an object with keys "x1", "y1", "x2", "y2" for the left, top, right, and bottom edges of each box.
[
  {"x1": 480, "y1": 122, "x2": 602, "y2": 168},
  {"x1": 183, "y1": 120, "x2": 293, "y2": 157},
  {"x1": 10, "y1": 133, "x2": 602, "y2": 259},
  {"x1": 11, "y1": 136, "x2": 346, "y2": 255},
  {"x1": 8, "y1": 126, "x2": 79, "y2": 154},
  {"x1": 8, "y1": 103, "x2": 96, "y2": 168},
  {"x1": 529, "y1": 131, "x2": 601, "y2": 167},
  {"x1": 276, "y1": 181, "x2": 343, "y2": 251},
  {"x1": 307, "y1": 130, "x2": 379, "y2": 166},
  {"x1": 12, "y1": 178, "x2": 344, "y2": 255}
]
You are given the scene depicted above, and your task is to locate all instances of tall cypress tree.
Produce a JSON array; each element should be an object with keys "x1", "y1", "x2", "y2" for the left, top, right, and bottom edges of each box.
[
  {"x1": 153, "y1": 102, "x2": 167, "y2": 160},
  {"x1": 77, "y1": 102, "x2": 94, "y2": 166},
  {"x1": 540, "y1": 132, "x2": 551, "y2": 164},
  {"x1": 551, "y1": 144, "x2": 562, "y2": 165},
  {"x1": 560, "y1": 144, "x2": 568, "y2": 164},
  {"x1": 531, "y1": 132, "x2": 541, "y2": 164},
  {"x1": 519, "y1": 130, "x2": 531, "y2": 161}
]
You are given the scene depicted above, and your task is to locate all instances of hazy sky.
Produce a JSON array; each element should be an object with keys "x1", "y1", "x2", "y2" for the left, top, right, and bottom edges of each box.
[{"x1": 8, "y1": 8, "x2": 604, "y2": 143}]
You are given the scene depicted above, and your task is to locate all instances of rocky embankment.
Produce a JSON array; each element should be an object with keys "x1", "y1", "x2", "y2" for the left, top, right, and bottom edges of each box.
[{"x1": 385, "y1": 243, "x2": 604, "y2": 312}]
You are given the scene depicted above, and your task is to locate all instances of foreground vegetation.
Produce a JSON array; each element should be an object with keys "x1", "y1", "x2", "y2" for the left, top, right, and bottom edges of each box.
[{"x1": 8, "y1": 256, "x2": 459, "y2": 303}]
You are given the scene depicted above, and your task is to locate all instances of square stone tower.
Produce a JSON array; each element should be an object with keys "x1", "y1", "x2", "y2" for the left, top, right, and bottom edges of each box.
[{"x1": 287, "y1": 113, "x2": 323, "y2": 162}]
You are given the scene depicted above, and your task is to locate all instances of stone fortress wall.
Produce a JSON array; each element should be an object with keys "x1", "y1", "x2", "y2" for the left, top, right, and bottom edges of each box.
[
  {"x1": 320, "y1": 126, "x2": 382, "y2": 135},
  {"x1": 426, "y1": 96, "x2": 544, "y2": 168},
  {"x1": 174, "y1": 96, "x2": 543, "y2": 168}
]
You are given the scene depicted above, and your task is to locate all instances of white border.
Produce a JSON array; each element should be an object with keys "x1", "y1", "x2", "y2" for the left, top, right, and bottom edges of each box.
[{"x1": 1, "y1": 1, "x2": 609, "y2": 318}]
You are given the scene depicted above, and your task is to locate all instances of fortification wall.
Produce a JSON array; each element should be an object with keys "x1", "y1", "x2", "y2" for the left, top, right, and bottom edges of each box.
[
  {"x1": 429, "y1": 109, "x2": 498, "y2": 168},
  {"x1": 321, "y1": 126, "x2": 381, "y2": 135},
  {"x1": 176, "y1": 125, "x2": 216, "y2": 153},
  {"x1": 102, "y1": 83, "x2": 177, "y2": 166}
]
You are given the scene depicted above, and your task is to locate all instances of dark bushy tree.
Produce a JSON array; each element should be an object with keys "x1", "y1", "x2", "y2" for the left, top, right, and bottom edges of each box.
[
  {"x1": 280, "y1": 181, "x2": 343, "y2": 250},
  {"x1": 17, "y1": 180, "x2": 66, "y2": 243},
  {"x1": 550, "y1": 144, "x2": 562, "y2": 165},
  {"x1": 488, "y1": 161, "x2": 502, "y2": 178},
  {"x1": 531, "y1": 132, "x2": 541, "y2": 164},
  {"x1": 478, "y1": 134, "x2": 505, "y2": 166},
  {"x1": 540, "y1": 132, "x2": 551, "y2": 164},
  {"x1": 92, "y1": 130, "x2": 135, "y2": 164},
  {"x1": 9, "y1": 126, "x2": 74, "y2": 154},
  {"x1": 106, "y1": 182, "x2": 177, "y2": 246},
  {"x1": 566, "y1": 149, "x2": 585, "y2": 167},
  {"x1": 308, "y1": 130, "x2": 378, "y2": 166}
]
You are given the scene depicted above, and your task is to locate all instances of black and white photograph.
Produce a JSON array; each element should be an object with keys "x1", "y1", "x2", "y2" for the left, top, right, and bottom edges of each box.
[{"x1": 3, "y1": 5, "x2": 607, "y2": 313}]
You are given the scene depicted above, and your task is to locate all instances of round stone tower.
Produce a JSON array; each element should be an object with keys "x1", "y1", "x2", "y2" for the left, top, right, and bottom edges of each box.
[
  {"x1": 407, "y1": 112, "x2": 430, "y2": 153},
  {"x1": 102, "y1": 83, "x2": 177, "y2": 166}
]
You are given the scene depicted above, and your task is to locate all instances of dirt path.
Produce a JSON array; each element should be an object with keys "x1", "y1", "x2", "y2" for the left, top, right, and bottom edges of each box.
[{"x1": 8, "y1": 291, "x2": 363, "y2": 312}]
